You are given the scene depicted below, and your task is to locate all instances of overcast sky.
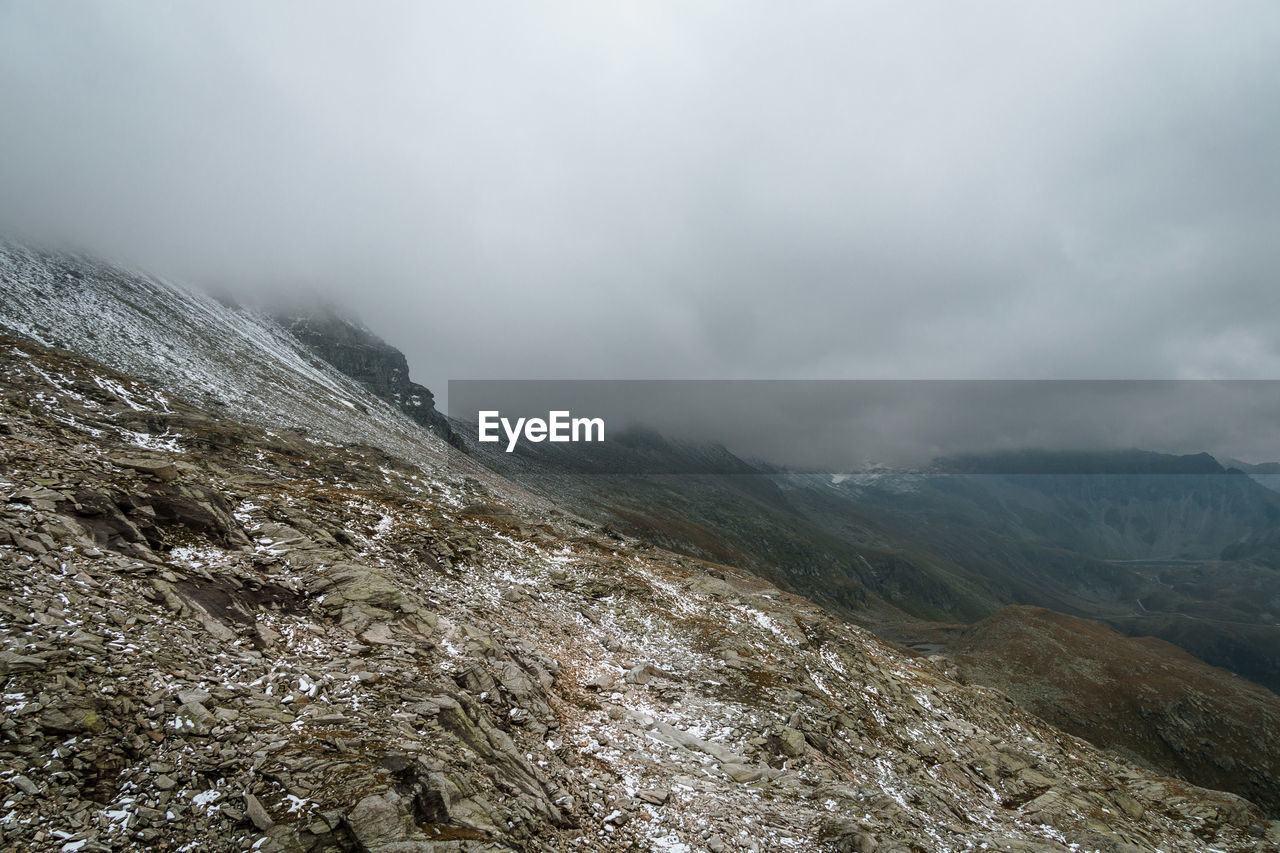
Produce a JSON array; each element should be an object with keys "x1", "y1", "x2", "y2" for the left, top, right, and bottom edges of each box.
[{"x1": 2, "y1": 2, "x2": 1279, "y2": 399}]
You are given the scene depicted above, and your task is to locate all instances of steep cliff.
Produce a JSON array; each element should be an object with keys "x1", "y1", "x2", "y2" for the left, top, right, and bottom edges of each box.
[{"x1": 272, "y1": 308, "x2": 459, "y2": 446}]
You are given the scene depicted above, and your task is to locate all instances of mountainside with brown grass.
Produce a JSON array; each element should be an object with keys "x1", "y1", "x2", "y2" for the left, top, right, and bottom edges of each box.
[{"x1": 943, "y1": 605, "x2": 1280, "y2": 818}]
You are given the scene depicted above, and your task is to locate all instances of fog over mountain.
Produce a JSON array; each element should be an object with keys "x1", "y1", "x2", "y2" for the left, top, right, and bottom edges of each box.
[
  {"x1": 2, "y1": 2, "x2": 1279, "y2": 399},
  {"x1": 449, "y1": 379, "x2": 1280, "y2": 470}
]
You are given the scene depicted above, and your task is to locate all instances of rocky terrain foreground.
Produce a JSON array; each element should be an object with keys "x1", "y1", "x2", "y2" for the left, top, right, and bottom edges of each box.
[{"x1": 2, "y1": 334, "x2": 1279, "y2": 853}]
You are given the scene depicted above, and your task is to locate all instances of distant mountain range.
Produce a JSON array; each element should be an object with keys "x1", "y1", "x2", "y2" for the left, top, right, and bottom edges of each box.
[{"x1": 464, "y1": 433, "x2": 1280, "y2": 673}]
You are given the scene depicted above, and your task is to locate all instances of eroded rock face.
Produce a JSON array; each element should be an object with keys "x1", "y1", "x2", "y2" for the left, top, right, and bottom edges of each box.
[
  {"x1": 1, "y1": 337, "x2": 1279, "y2": 852},
  {"x1": 272, "y1": 309, "x2": 458, "y2": 446}
]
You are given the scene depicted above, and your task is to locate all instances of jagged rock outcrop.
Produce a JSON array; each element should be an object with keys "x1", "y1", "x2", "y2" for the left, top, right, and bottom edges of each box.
[
  {"x1": 272, "y1": 308, "x2": 458, "y2": 446},
  {"x1": 2, "y1": 336, "x2": 1279, "y2": 850}
]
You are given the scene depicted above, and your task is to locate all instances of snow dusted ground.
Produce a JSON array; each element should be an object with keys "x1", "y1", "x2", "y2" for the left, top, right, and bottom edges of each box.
[{"x1": 0, "y1": 242, "x2": 452, "y2": 469}]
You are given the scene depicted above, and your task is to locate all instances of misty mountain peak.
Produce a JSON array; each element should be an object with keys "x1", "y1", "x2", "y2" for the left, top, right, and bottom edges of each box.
[{"x1": 270, "y1": 304, "x2": 457, "y2": 445}]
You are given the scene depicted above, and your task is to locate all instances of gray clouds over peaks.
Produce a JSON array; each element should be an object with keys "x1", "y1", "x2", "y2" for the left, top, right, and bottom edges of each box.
[{"x1": 2, "y1": 2, "x2": 1279, "y2": 399}]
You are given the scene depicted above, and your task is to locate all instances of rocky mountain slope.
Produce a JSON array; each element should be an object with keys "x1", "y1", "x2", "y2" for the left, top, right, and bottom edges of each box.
[
  {"x1": 0, "y1": 242, "x2": 451, "y2": 470},
  {"x1": 943, "y1": 606, "x2": 1280, "y2": 818},
  {"x1": 2, "y1": 265, "x2": 1279, "y2": 848},
  {"x1": 271, "y1": 308, "x2": 457, "y2": 445},
  {"x1": 461, "y1": 439, "x2": 1280, "y2": 819}
]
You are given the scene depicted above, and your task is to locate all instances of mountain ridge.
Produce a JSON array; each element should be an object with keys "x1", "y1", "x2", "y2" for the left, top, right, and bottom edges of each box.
[{"x1": 271, "y1": 307, "x2": 459, "y2": 447}]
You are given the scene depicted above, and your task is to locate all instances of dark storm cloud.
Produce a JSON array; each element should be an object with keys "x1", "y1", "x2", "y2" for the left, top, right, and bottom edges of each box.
[{"x1": 2, "y1": 1, "x2": 1280, "y2": 412}]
